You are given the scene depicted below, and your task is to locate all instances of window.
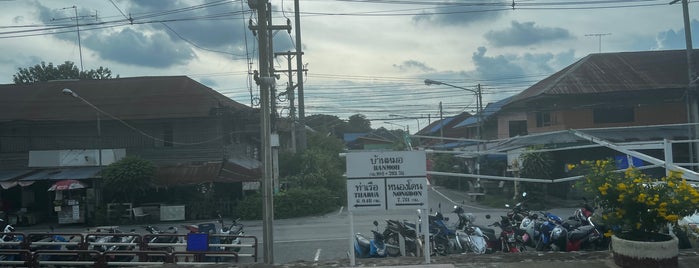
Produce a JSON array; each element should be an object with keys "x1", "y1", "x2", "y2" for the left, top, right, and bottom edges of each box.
[
  {"x1": 508, "y1": 120, "x2": 528, "y2": 137},
  {"x1": 593, "y1": 107, "x2": 634, "y2": 124},
  {"x1": 536, "y1": 112, "x2": 553, "y2": 127}
]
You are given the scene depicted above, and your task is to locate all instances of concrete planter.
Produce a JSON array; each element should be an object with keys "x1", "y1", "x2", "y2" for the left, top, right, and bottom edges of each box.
[{"x1": 612, "y1": 233, "x2": 678, "y2": 268}]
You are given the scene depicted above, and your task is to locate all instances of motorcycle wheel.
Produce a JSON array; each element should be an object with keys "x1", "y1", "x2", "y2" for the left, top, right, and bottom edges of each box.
[
  {"x1": 432, "y1": 239, "x2": 449, "y2": 256},
  {"x1": 385, "y1": 234, "x2": 401, "y2": 257}
]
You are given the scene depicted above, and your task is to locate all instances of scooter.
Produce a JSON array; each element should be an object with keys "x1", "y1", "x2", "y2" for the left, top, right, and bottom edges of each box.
[
  {"x1": 217, "y1": 215, "x2": 244, "y2": 253},
  {"x1": 454, "y1": 206, "x2": 495, "y2": 253},
  {"x1": 354, "y1": 221, "x2": 387, "y2": 258},
  {"x1": 0, "y1": 219, "x2": 22, "y2": 262}
]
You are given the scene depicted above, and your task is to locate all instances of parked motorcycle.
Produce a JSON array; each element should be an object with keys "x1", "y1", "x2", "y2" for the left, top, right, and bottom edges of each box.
[
  {"x1": 144, "y1": 225, "x2": 181, "y2": 261},
  {"x1": 535, "y1": 211, "x2": 565, "y2": 251},
  {"x1": 453, "y1": 206, "x2": 493, "y2": 254},
  {"x1": 382, "y1": 218, "x2": 421, "y2": 257},
  {"x1": 354, "y1": 221, "x2": 387, "y2": 258},
  {"x1": 0, "y1": 219, "x2": 22, "y2": 262},
  {"x1": 490, "y1": 215, "x2": 526, "y2": 253},
  {"x1": 217, "y1": 215, "x2": 244, "y2": 253}
]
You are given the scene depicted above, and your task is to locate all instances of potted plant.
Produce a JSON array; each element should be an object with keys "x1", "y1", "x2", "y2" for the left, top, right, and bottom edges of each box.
[{"x1": 573, "y1": 159, "x2": 699, "y2": 268}]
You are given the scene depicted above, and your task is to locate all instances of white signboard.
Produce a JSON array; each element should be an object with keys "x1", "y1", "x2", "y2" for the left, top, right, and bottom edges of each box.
[
  {"x1": 386, "y1": 177, "x2": 428, "y2": 210},
  {"x1": 346, "y1": 151, "x2": 427, "y2": 211},
  {"x1": 346, "y1": 178, "x2": 385, "y2": 210},
  {"x1": 346, "y1": 151, "x2": 426, "y2": 178}
]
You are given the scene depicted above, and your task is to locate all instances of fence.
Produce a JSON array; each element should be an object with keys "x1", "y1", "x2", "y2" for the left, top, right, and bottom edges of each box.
[{"x1": 0, "y1": 231, "x2": 258, "y2": 267}]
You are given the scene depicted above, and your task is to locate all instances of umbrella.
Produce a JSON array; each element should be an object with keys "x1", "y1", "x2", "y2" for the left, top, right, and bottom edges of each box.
[{"x1": 48, "y1": 179, "x2": 87, "y2": 191}]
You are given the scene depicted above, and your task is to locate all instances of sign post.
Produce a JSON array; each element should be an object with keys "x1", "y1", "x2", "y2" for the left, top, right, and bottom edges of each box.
[{"x1": 345, "y1": 151, "x2": 429, "y2": 265}]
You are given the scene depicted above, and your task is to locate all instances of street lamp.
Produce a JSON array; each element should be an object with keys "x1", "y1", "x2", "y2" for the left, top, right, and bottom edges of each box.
[
  {"x1": 62, "y1": 88, "x2": 101, "y2": 168},
  {"x1": 423, "y1": 79, "x2": 483, "y2": 141},
  {"x1": 424, "y1": 79, "x2": 484, "y2": 179}
]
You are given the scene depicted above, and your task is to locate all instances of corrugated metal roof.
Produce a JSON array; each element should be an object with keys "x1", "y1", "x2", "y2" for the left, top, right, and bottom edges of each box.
[
  {"x1": 18, "y1": 167, "x2": 101, "y2": 181},
  {"x1": 0, "y1": 76, "x2": 251, "y2": 122},
  {"x1": 454, "y1": 96, "x2": 513, "y2": 128},
  {"x1": 510, "y1": 49, "x2": 698, "y2": 104}
]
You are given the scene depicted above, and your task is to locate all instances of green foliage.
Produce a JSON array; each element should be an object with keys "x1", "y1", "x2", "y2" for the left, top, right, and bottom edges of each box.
[
  {"x1": 520, "y1": 147, "x2": 555, "y2": 179},
  {"x1": 235, "y1": 188, "x2": 338, "y2": 220},
  {"x1": 275, "y1": 188, "x2": 338, "y2": 219},
  {"x1": 347, "y1": 114, "x2": 372, "y2": 132},
  {"x1": 13, "y1": 61, "x2": 118, "y2": 84},
  {"x1": 429, "y1": 154, "x2": 464, "y2": 189},
  {"x1": 101, "y1": 156, "x2": 156, "y2": 204}
]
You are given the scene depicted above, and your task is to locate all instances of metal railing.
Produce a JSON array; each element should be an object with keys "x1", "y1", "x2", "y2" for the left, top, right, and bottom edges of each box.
[{"x1": 0, "y1": 231, "x2": 258, "y2": 267}]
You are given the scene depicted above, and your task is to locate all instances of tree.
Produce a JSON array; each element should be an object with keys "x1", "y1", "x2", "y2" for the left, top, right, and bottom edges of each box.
[
  {"x1": 101, "y1": 156, "x2": 155, "y2": 204},
  {"x1": 347, "y1": 114, "x2": 372, "y2": 133},
  {"x1": 13, "y1": 61, "x2": 119, "y2": 84}
]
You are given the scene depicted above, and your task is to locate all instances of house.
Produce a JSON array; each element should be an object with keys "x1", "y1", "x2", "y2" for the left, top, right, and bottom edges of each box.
[
  {"x1": 432, "y1": 50, "x2": 699, "y2": 200},
  {"x1": 498, "y1": 49, "x2": 698, "y2": 139},
  {"x1": 0, "y1": 76, "x2": 261, "y2": 224}
]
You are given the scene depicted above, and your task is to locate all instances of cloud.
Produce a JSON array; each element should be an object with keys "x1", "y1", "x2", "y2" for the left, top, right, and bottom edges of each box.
[
  {"x1": 654, "y1": 19, "x2": 699, "y2": 50},
  {"x1": 485, "y1": 21, "x2": 572, "y2": 47},
  {"x1": 413, "y1": 0, "x2": 508, "y2": 26},
  {"x1": 83, "y1": 28, "x2": 195, "y2": 67},
  {"x1": 393, "y1": 60, "x2": 435, "y2": 73},
  {"x1": 471, "y1": 47, "x2": 577, "y2": 81}
]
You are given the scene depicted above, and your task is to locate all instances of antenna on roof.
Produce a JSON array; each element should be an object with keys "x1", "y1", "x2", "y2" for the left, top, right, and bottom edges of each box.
[{"x1": 585, "y1": 33, "x2": 612, "y2": 53}]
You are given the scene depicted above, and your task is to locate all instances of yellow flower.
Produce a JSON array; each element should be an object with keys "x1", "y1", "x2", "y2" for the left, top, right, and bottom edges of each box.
[
  {"x1": 617, "y1": 183, "x2": 627, "y2": 191},
  {"x1": 665, "y1": 215, "x2": 679, "y2": 222},
  {"x1": 604, "y1": 229, "x2": 614, "y2": 238}
]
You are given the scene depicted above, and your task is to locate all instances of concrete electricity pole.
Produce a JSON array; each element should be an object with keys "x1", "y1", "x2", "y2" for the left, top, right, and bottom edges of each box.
[
  {"x1": 248, "y1": 0, "x2": 274, "y2": 263},
  {"x1": 294, "y1": 0, "x2": 307, "y2": 152}
]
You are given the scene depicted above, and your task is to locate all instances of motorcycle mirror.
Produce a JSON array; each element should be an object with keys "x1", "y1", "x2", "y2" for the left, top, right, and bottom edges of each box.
[
  {"x1": 485, "y1": 214, "x2": 491, "y2": 219},
  {"x1": 373, "y1": 220, "x2": 379, "y2": 226},
  {"x1": 522, "y1": 192, "x2": 527, "y2": 197},
  {"x1": 505, "y1": 204, "x2": 510, "y2": 208}
]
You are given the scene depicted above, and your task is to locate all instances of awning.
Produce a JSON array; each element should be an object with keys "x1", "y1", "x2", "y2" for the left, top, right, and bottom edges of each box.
[
  {"x1": 19, "y1": 167, "x2": 102, "y2": 181},
  {"x1": 0, "y1": 169, "x2": 34, "y2": 189},
  {"x1": 155, "y1": 157, "x2": 261, "y2": 186}
]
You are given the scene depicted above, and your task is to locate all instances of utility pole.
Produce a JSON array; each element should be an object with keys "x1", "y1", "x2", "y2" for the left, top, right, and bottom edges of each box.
[
  {"x1": 439, "y1": 102, "x2": 444, "y2": 144},
  {"x1": 671, "y1": 0, "x2": 698, "y2": 167},
  {"x1": 585, "y1": 33, "x2": 611, "y2": 53},
  {"x1": 248, "y1": 0, "x2": 274, "y2": 263},
  {"x1": 294, "y1": 0, "x2": 308, "y2": 151}
]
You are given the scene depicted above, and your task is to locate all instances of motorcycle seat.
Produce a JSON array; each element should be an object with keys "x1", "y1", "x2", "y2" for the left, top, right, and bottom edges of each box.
[{"x1": 355, "y1": 233, "x2": 371, "y2": 248}]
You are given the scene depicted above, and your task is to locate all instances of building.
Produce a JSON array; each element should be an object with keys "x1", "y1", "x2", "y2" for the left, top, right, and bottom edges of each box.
[{"x1": 0, "y1": 76, "x2": 260, "y2": 224}]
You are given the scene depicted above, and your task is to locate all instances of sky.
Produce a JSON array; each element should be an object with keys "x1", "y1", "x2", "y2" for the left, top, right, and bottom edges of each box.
[{"x1": 1, "y1": 0, "x2": 698, "y2": 134}]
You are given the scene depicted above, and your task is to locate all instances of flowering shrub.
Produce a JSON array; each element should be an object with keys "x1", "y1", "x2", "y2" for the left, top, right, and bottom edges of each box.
[{"x1": 574, "y1": 159, "x2": 699, "y2": 240}]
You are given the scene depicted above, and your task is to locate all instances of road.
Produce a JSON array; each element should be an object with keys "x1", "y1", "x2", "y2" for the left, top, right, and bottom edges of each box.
[
  {"x1": 22, "y1": 186, "x2": 579, "y2": 265},
  {"x1": 242, "y1": 186, "x2": 576, "y2": 264}
]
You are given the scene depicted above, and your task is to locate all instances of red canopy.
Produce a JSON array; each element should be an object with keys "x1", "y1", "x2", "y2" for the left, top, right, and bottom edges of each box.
[{"x1": 48, "y1": 179, "x2": 86, "y2": 191}]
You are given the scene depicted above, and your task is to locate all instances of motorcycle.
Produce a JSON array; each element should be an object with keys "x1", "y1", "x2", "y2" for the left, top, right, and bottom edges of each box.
[
  {"x1": 217, "y1": 215, "x2": 244, "y2": 253},
  {"x1": 490, "y1": 215, "x2": 526, "y2": 253},
  {"x1": 535, "y1": 211, "x2": 565, "y2": 251},
  {"x1": 353, "y1": 221, "x2": 387, "y2": 258},
  {"x1": 505, "y1": 192, "x2": 531, "y2": 227},
  {"x1": 0, "y1": 219, "x2": 22, "y2": 262},
  {"x1": 518, "y1": 211, "x2": 542, "y2": 248},
  {"x1": 453, "y1": 206, "x2": 493, "y2": 254},
  {"x1": 87, "y1": 226, "x2": 138, "y2": 262},
  {"x1": 426, "y1": 211, "x2": 454, "y2": 256},
  {"x1": 144, "y1": 225, "x2": 181, "y2": 261},
  {"x1": 382, "y1": 218, "x2": 421, "y2": 257}
]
